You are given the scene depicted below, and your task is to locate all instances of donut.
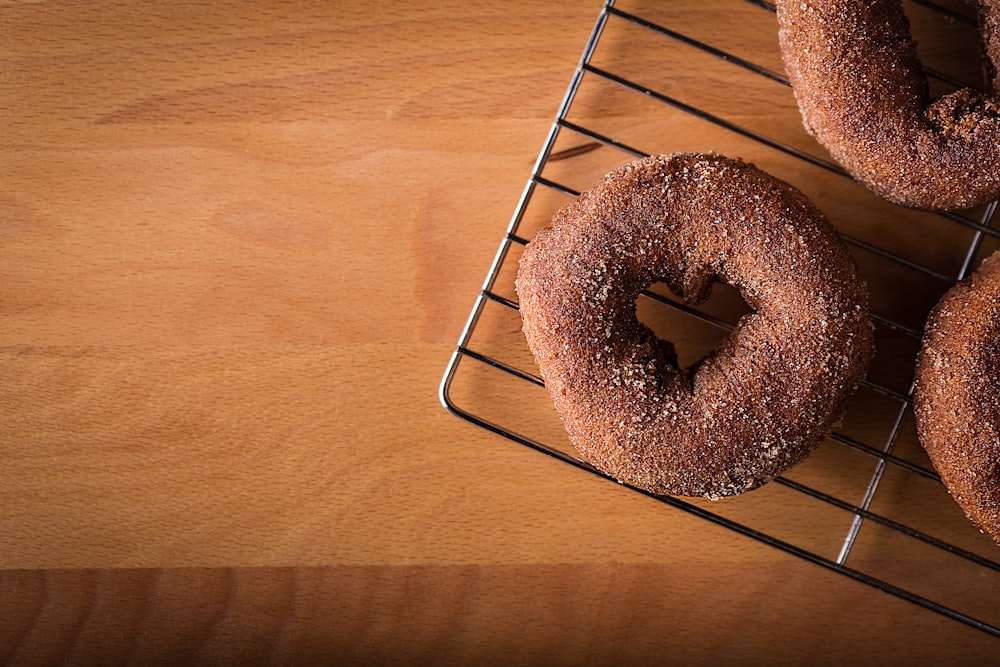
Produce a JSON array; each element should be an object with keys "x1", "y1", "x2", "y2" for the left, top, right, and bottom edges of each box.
[
  {"x1": 776, "y1": 0, "x2": 1000, "y2": 211},
  {"x1": 914, "y1": 251, "x2": 1000, "y2": 545},
  {"x1": 515, "y1": 153, "x2": 874, "y2": 498}
]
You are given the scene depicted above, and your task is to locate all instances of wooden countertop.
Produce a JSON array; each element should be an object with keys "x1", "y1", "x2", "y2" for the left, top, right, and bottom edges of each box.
[{"x1": 3, "y1": 0, "x2": 998, "y2": 663}]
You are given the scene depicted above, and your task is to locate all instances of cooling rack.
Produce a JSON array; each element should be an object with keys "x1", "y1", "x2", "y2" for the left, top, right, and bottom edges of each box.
[{"x1": 440, "y1": 0, "x2": 1000, "y2": 638}]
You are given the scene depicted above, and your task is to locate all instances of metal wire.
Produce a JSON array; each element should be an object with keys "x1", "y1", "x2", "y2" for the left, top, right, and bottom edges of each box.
[{"x1": 440, "y1": 0, "x2": 1000, "y2": 638}]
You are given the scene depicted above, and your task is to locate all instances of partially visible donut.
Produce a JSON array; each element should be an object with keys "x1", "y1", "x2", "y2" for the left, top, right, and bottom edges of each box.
[
  {"x1": 776, "y1": 0, "x2": 1000, "y2": 211},
  {"x1": 914, "y1": 251, "x2": 1000, "y2": 545},
  {"x1": 515, "y1": 153, "x2": 874, "y2": 498}
]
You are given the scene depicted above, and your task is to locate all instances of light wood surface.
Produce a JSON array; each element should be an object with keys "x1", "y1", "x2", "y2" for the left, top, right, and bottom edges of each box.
[{"x1": 3, "y1": 0, "x2": 998, "y2": 663}]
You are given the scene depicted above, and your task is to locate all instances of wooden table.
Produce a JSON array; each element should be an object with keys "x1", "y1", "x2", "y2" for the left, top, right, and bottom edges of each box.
[{"x1": 3, "y1": 1, "x2": 998, "y2": 663}]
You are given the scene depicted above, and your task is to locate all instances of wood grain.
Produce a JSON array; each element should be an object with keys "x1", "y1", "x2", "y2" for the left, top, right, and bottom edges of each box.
[
  {"x1": 2, "y1": 0, "x2": 998, "y2": 662},
  {"x1": 3, "y1": 564, "x2": 999, "y2": 666}
]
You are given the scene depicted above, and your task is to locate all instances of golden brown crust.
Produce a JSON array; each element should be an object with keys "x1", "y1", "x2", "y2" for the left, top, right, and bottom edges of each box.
[
  {"x1": 914, "y1": 252, "x2": 1000, "y2": 545},
  {"x1": 776, "y1": 0, "x2": 1000, "y2": 211},
  {"x1": 515, "y1": 154, "x2": 874, "y2": 498}
]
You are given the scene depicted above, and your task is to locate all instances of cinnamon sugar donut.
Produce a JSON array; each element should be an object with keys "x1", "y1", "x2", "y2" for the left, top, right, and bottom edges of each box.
[
  {"x1": 515, "y1": 154, "x2": 874, "y2": 498},
  {"x1": 914, "y1": 251, "x2": 1000, "y2": 545},
  {"x1": 776, "y1": 0, "x2": 1000, "y2": 211}
]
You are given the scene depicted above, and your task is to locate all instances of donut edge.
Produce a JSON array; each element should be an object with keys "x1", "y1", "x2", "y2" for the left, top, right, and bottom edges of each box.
[{"x1": 914, "y1": 252, "x2": 1000, "y2": 546}]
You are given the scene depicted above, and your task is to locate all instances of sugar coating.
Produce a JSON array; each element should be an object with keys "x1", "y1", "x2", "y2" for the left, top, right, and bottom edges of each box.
[
  {"x1": 914, "y1": 251, "x2": 1000, "y2": 545},
  {"x1": 516, "y1": 153, "x2": 875, "y2": 498},
  {"x1": 776, "y1": 0, "x2": 1000, "y2": 211}
]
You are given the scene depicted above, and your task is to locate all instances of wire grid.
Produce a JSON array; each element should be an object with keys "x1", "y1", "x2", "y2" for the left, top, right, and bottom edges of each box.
[{"x1": 440, "y1": 0, "x2": 1000, "y2": 638}]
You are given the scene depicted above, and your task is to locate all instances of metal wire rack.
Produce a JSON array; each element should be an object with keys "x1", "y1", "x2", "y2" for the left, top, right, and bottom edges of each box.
[{"x1": 440, "y1": 0, "x2": 1000, "y2": 638}]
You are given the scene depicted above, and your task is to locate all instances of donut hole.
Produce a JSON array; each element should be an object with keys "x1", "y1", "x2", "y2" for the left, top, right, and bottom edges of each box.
[
  {"x1": 907, "y1": 0, "x2": 991, "y2": 95},
  {"x1": 637, "y1": 280, "x2": 753, "y2": 371}
]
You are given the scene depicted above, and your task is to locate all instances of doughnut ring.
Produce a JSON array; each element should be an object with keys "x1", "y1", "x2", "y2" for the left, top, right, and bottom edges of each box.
[
  {"x1": 777, "y1": 0, "x2": 1000, "y2": 211},
  {"x1": 516, "y1": 153, "x2": 875, "y2": 498},
  {"x1": 915, "y1": 251, "x2": 1000, "y2": 545}
]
